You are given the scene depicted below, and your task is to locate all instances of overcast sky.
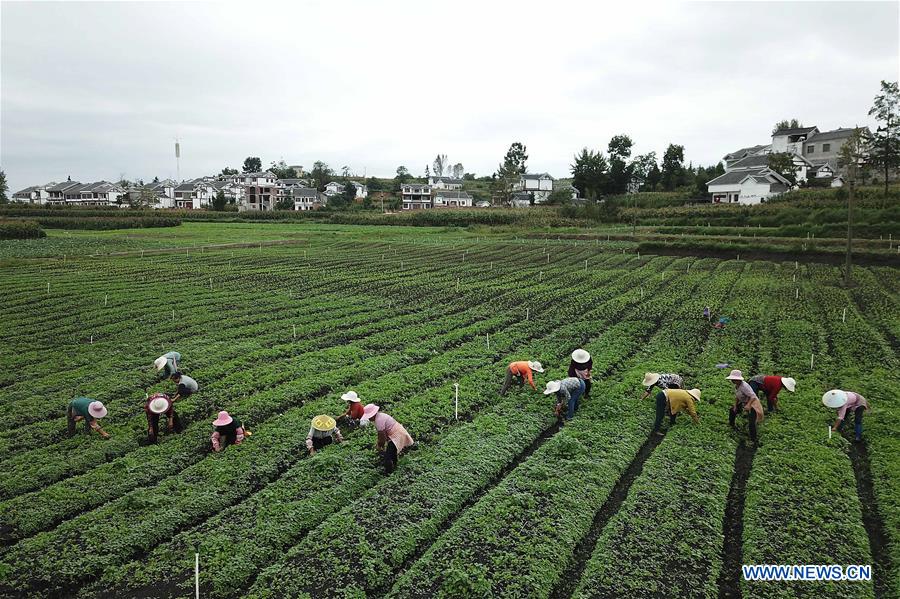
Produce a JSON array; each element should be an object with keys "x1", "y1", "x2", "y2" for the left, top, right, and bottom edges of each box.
[{"x1": 2, "y1": 1, "x2": 897, "y2": 192}]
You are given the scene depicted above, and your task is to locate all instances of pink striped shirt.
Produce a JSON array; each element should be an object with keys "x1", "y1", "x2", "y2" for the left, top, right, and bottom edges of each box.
[{"x1": 837, "y1": 392, "x2": 869, "y2": 420}]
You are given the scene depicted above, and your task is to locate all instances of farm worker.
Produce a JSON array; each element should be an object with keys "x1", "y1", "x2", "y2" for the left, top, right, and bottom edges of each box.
[
  {"x1": 703, "y1": 306, "x2": 711, "y2": 320},
  {"x1": 360, "y1": 404, "x2": 414, "y2": 474},
  {"x1": 145, "y1": 392, "x2": 178, "y2": 443},
  {"x1": 154, "y1": 351, "x2": 181, "y2": 379},
  {"x1": 338, "y1": 390, "x2": 365, "y2": 427},
  {"x1": 306, "y1": 414, "x2": 344, "y2": 455},
  {"x1": 569, "y1": 349, "x2": 593, "y2": 398},
  {"x1": 653, "y1": 388, "x2": 701, "y2": 435},
  {"x1": 823, "y1": 389, "x2": 869, "y2": 442},
  {"x1": 500, "y1": 360, "x2": 545, "y2": 395},
  {"x1": 748, "y1": 375, "x2": 796, "y2": 413},
  {"x1": 641, "y1": 372, "x2": 684, "y2": 400},
  {"x1": 544, "y1": 377, "x2": 585, "y2": 424},
  {"x1": 211, "y1": 410, "x2": 246, "y2": 452},
  {"x1": 66, "y1": 397, "x2": 110, "y2": 438},
  {"x1": 170, "y1": 372, "x2": 198, "y2": 401},
  {"x1": 726, "y1": 370, "x2": 764, "y2": 446}
]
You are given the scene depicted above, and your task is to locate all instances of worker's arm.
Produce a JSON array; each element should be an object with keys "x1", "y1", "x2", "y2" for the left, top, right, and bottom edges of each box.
[
  {"x1": 831, "y1": 418, "x2": 843, "y2": 432},
  {"x1": 306, "y1": 427, "x2": 316, "y2": 454},
  {"x1": 234, "y1": 427, "x2": 245, "y2": 446},
  {"x1": 641, "y1": 386, "x2": 652, "y2": 400},
  {"x1": 334, "y1": 429, "x2": 344, "y2": 443},
  {"x1": 376, "y1": 430, "x2": 387, "y2": 451},
  {"x1": 211, "y1": 431, "x2": 222, "y2": 452},
  {"x1": 90, "y1": 420, "x2": 110, "y2": 438},
  {"x1": 688, "y1": 401, "x2": 699, "y2": 424},
  {"x1": 525, "y1": 369, "x2": 536, "y2": 391}
]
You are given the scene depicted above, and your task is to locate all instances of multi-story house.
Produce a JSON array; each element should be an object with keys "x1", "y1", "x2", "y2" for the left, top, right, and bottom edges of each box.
[
  {"x1": 61, "y1": 181, "x2": 126, "y2": 206},
  {"x1": 400, "y1": 183, "x2": 432, "y2": 210},
  {"x1": 428, "y1": 176, "x2": 464, "y2": 190},
  {"x1": 12, "y1": 184, "x2": 52, "y2": 204},
  {"x1": 291, "y1": 187, "x2": 326, "y2": 211},
  {"x1": 513, "y1": 173, "x2": 554, "y2": 203},
  {"x1": 45, "y1": 181, "x2": 82, "y2": 204},
  {"x1": 173, "y1": 179, "x2": 216, "y2": 209},
  {"x1": 240, "y1": 182, "x2": 278, "y2": 211},
  {"x1": 323, "y1": 181, "x2": 368, "y2": 198},
  {"x1": 803, "y1": 127, "x2": 871, "y2": 172}
]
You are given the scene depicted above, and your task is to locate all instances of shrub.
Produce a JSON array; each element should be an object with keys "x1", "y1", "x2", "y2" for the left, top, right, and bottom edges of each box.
[{"x1": 0, "y1": 219, "x2": 46, "y2": 239}]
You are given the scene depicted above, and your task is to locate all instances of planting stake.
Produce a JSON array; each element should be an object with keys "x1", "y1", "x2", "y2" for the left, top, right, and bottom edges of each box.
[
  {"x1": 584, "y1": 259, "x2": 588, "y2": 271},
  {"x1": 810, "y1": 353, "x2": 815, "y2": 369},
  {"x1": 172, "y1": 309, "x2": 175, "y2": 322},
  {"x1": 454, "y1": 383, "x2": 459, "y2": 421},
  {"x1": 141, "y1": 250, "x2": 144, "y2": 258},
  {"x1": 104, "y1": 294, "x2": 108, "y2": 306},
  {"x1": 795, "y1": 288, "x2": 799, "y2": 300},
  {"x1": 737, "y1": 254, "x2": 740, "y2": 261},
  {"x1": 795, "y1": 261, "x2": 798, "y2": 269},
  {"x1": 842, "y1": 308, "x2": 847, "y2": 323},
  {"x1": 195, "y1": 553, "x2": 200, "y2": 599},
  {"x1": 793, "y1": 273, "x2": 796, "y2": 282},
  {"x1": 829, "y1": 426, "x2": 832, "y2": 440},
  {"x1": 640, "y1": 286, "x2": 644, "y2": 299},
  {"x1": 486, "y1": 333, "x2": 490, "y2": 349},
  {"x1": 526, "y1": 307, "x2": 530, "y2": 321},
  {"x1": 456, "y1": 277, "x2": 460, "y2": 292},
  {"x1": 47, "y1": 282, "x2": 50, "y2": 294},
  {"x1": 293, "y1": 324, "x2": 296, "y2": 338},
  {"x1": 90, "y1": 335, "x2": 93, "y2": 344},
  {"x1": 490, "y1": 261, "x2": 493, "y2": 271},
  {"x1": 547, "y1": 253, "x2": 550, "y2": 263},
  {"x1": 539, "y1": 271, "x2": 543, "y2": 282},
  {"x1": 209, "y1": 277, "x2": 213, "y2": 290}
]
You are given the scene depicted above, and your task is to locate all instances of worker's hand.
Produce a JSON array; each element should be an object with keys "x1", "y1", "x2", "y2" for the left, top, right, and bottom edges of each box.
[
  {"x1": 100, "y1": 431, "x2": 110, "y2": 439},
  {"x1": 308, "y1": 448, "x2": 316, "y2": 456}
]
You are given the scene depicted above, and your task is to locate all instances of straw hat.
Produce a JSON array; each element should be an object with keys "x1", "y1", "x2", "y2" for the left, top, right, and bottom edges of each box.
[
  {"x1": 642, "y1": 373, "x2": 660, "y2": 387},
  {"x1": 543, "y1": 380, "x2": 562, "y2": 395},
  {"x1": 148, "y1": 394, "x2": 170, "y2": 415},
  {"x1": 782, "y1": 377, "x2": 796, "y2": 392},
  {"x1": 341, "y1": 390, "x2": 361, "y2": 402},
  {"x1": 154, "y1": 356, "x2": 167, "y2": 371},
  {"x1": 88, "y1": 401, "x2": 107, "y2": 419},
  {"x1": 213, "y1": 410, "x2": 233, "y2": 426},
  {"x1": 725, "y1": 369, "x2": 744, "y2": 381},
  {"x1": 822, "y1": 389, "x2": 848, "y2": 409},
  {"x1": 686, "y1": 388, "x2": 702, "y2": 402},
  {"x1": 312, "y1": 414, "x2": 336, "y2": 432},
  {"x1": 571, "y1": 349, "x2": 591, "y2": 363},
  {"x1": 361, "y1": 403, "x2": 380, "y2": 421},
  {"x1": 528, "y1": 361, "x2": 545, "y2": 373}
]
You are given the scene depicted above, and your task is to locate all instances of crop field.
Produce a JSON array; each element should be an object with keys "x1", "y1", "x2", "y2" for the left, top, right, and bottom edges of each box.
[{"x1": 0, "y1": 223, "x2": 897, "y2": 598}]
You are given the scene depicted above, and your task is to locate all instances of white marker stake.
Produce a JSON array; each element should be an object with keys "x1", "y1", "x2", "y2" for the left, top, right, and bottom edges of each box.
[
  {"x1": 539, "y1": 271, "x2": 543, "y2": 282},
  {"x1": 640, "y1": 286, "x2": 644, "y2": 299},
  {"x1": 90, "y1": 335, "x2": 93, "y2": 344},
  {"x1": 172, "y1": 309, "x2": 175, "y2": 322},
  {"x1": 454, "y1": 383, "x2": 459, "y2": 421},
  {"x1": 141, "y1": 250, "x2": 145, "y2": 258},
  {"x1": 486, "y1": 334, "x2": 490, "y2": 349},
  {"x1": 209, "y1": 277, "x2": 213, "y2": 290},
  {"x1": 195, "y1": 553, "x2": 200, "y2": 599},
  {"x1": 526, "y1": 307, "x2": 530, "y2": 321},
  {"x1": 456, "y1": 277, "x2": 460, "y2": 292},
  {"x1": 795, "y1": 288, "x2": 799, "y2": 300},
  {"x1": 810, "y1": 353, "x2": 815, "y2": 369},
  {"x1": 47, "y1": 282, "x2": 50, "y2": 294},
  {"x1": 547, "y1": 253, "x2": 550, "y2": 263},
  {"x1": 793, "y1": 273, "x2": 796, "y2": 282},
  {"x1": 828, "y1": 426, "x2": 832, "y2": 440},
  {"x1": 293, "y1": 324, "x2": 296, "y2": 339},
  {"x1": 584, "y1": 259, "x2": 588, "y2": 272},
  {"x1": 104, "y1": 294, "x2": 108, "y2": 306},
  {"x1": 490, "y1": 261, "x2": 493, "y2": 271}
]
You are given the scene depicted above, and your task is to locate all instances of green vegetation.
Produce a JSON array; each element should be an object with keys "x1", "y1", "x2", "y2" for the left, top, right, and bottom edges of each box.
[{"x1": 0, "y1": 218, "x2": 45, "y2": 239}]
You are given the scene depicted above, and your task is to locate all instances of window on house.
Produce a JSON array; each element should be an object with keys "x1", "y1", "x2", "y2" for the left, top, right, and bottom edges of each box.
[
  {"x1": 807, "y1": 145, "x2": 814, "y2": 153},
  {"x1": 823, "y1": 143, "x2": 831, "y2": 152}
]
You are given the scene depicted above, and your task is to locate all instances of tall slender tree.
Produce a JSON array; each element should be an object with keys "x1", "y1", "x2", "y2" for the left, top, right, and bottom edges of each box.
[
  {"x1": 867, "y1": 80, "x2": 900, "y2": 196},
  {"x1": 493, "y1": 142, "x2": 528, "y2": 205}
]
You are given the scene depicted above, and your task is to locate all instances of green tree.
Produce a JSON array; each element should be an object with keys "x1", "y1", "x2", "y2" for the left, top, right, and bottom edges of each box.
[
  {"x1": 452, "y1": 163, "x2": 464, "y2": 179},
  {"x1": 366, "y1": 176, "x2": 382, "y2": 192},
  {"x1": 867, "y1": 80, "x2": 900, "y2": 195},
  {"x1": 493, "y1": 142, "x2": 528, "y2": 205},
  {"x1": 604, "y1": 134, "x2": 634, "y2": 195},
  {"x1": 212, "y1": 189, "x2": 227, "y2": 211},
  {"x1": 767, "y1": 152, "x2": 800, "y2": 186},
  {"x1": 0, "y1": 170, "x2": 8, "y2": 203},
  {"x1": 546, "y1": 187, "x2": 573, "y2": 205},
  {"x1": 629, "y1": 152, "x2": 657, "y2": 191},
  {"x1": 342, "y1": 182, "x2": 357, "y2": 205},
  {"x1": 275, "y1": 197, "x2": 294, "y2": 210},
  {"x1": 772, "y1": 118, "x2": 804, "y2": 134},
  {"x1": 242, "y1": 157, "x2": 263, "y2": 173},
  {"x1": 269, "y1": 160, "x2": 295, "y2": 179},
  {"x1": 433, "y1": 154, "x2": 447, "y2": 177},
  {"x1": 394, "y1": 166, "x2": 411, "y2": 191},
  {"x1": 463, "y1": 172, "x2": 476, "y2": 181},
  {"x1": 310, "y1": 161, "x2": 333, "y2": 192},
  {"x1": 660, "y1": 144, "x2": 685, "y2": 191},
  {"x1": 570, "y1": 148, "x2": 609, "y2": 201},
  {"x1": 220, "y1": 167, "x2": 239, "y2": 176}
]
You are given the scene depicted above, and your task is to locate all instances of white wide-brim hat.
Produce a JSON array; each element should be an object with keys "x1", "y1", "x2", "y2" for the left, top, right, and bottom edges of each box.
[
  {"x1": 88, "y1": 401, "x2": 108, "y2": 419},
  {"x1": 726, "y1": 369, "x2": 744, "y2": 381},
  {"x1": 154, "y1": 356, "x2": 167, "y2": 370},
  {"x1": 148, "y1": 396, "x2": 170, "y2": 414},
  {"x1": 642, "y1": 372, "x2": 660, "y2": 387},
  {"x1": 571, "y1": 349, "x2": 591, "y2": 363},
  {"x1": 529, "y1": 361, "x2": 545, "y2": 373},
  {"x1": 782, "y1": 377, "x2": 796, "y2": 392},
  {"x1": 543, "y1": 380, "x2": 561, "y2": 395},
  {"x1": 822, "y1": 389, "x2": 848, "y2": 409},
  {"x1": 341, "y1": 390, "x2": 361, "y2": 402},
  {"x1": 686, "y1": 388, "x2": 702, "y2": 402}
]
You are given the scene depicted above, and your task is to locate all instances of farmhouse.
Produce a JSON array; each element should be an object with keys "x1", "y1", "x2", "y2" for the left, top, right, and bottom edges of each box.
[
  {"x1": 324, "y1": 181, "x2": 368, "y2": 198},
  {"x1": 706, "y1": 168, "x2": 791, "y2": 204},
  {"x1": 428, "y1": 176, "x2": 464, "y2": 190},
  {"x1": 400, "y1": 183, "x2": 432, "y2": 210},
  {"x1": 174, "y1": 179, "x2": 217, "y2": 209},
  {"x1": 12, "y1": 185, "x2": 51, "y2": 204},
  {"x1": 432, "y1": 190, "x2": 473, "y2": 208},
  {"x1": 290, "y1": 187, "x2": 326, "y2": 211},
  {"x1": 510, "y1": 191, "x2": 533, "y2": 207},
  {"x1": 58, "y1": 181, "x2": 126, "y2": 206},
  {"x1": 514, "y1": 173, "x2": 554, "y2": 203}
]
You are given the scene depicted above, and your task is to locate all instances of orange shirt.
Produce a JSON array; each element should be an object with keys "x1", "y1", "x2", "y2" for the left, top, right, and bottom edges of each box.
[{"x1": 508, "y1": 361, "x2": 536, "y2": 390}]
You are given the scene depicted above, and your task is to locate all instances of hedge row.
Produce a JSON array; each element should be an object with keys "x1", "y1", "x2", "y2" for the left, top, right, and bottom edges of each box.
[{"x1": 0, "y1": 219, "x2": 46, "y2": 239}]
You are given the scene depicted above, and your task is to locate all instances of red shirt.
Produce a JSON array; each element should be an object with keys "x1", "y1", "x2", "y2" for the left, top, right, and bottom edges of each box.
[
  {"x1": 760, "y1": 376, "x2": 783, "y2": 402},
  {"x1": 347, "y1": 402, "x2": 364, "y2": 419}
]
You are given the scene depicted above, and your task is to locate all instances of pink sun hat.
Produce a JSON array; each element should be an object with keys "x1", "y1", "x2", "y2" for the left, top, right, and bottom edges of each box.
[
  {"x1": 88, "y1": 401, "x2": 107, "y2": 419},
  {"x1": 360, "y1": 403, "x2": 380, "y2": 422},
  {"x1": 725, "y1": 369, "x2": 744, "y2": 381},
  {"x1": 212, "y1": 410, "x2": 233, "y2": 426}
]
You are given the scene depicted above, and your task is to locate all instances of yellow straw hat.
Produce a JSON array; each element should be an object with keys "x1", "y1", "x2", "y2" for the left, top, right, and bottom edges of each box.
[{"x1": 312, "y1": 414, "x2": 336, "y2": 432}]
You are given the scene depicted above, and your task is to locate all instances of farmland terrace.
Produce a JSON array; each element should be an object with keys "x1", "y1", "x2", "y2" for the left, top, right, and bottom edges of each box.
[{"x1": 0, "y1": 223, "x2": 897, "y2": 599}]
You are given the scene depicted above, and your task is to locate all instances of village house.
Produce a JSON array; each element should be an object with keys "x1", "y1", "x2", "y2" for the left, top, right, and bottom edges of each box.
[
  {"x1": 400, "y1": 183, "x2": 432, "y2": 210},
  {"x1": 45, "y1": 181, "x2": 83, "y2": 204},
  {"x1": 510, "y1": 191, "x2": 533, "y2": 208},
  {"x1": 432, "y1": 190, "x2": 473, "y2": 208},
  {"x1": 514, "y1": 173, "x2": 554, "y2": 203},
  {"x1": 212, "y1": 180, "x2": 244, "y2": 204},
  {"x1": 173, "y1": 179, "x2": 217, "y2": 209},
  {"x1": 59, "y1": 181, "x2": 126, "y2": 206},
  {"x1": 323, "y1": 181, "x2": 368, "y2": 198},
  {"x1": 290, "y1": 187, "x2": 326, "y2": 211},
  {"x1": 706, "y1": 168, "x2": 792, "y2": 204},
  {"x1": 428, "y1": 176, "x2": 464, "y2": 190},
  {"x1": 239, "y1": 181, "x2": 278, "y2": 211},
  {"x1": 12, "y1": 184, "x2": 52, "y2": 204}
]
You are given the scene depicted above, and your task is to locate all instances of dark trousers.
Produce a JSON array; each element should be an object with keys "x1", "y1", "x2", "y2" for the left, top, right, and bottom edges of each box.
[
  {"x1": 500, "y1": 369, "x2": 524, "y2": 396},
  {"x1": 383, "y1": 440, "x2": 398, "y2": 473},
  {"x1": 729, "y1": 406, "x2": 759, "y2": 443},
  {"x1": 653, "y1": 393, "x2": 676, "y2": 432},
  {"x1": 66, "y1": 407, "x2": 92, "y2": 436},
  {"x1": 748, "y1": 381, "x2": 777, "y2": 411},
  {"x1": 312, "y1": 435, "x2": 333, "y2": 450},
  {"x1": 582, "y1": 379, "x2": 592, "y2": 398},
  {"x1": 561, "y1": 380, "x2": 585, "y2": 421},
  {"x1": 838, "y1": 407, "x2": 864, "y2": 440},
  {"x1": 147, "y1": 411, "x2": 179, "y2": 443}
]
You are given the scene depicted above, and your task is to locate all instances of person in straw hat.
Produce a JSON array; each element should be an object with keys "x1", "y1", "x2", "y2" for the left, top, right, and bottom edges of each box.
[
  {"x1": 640, "y1": 372, "x2": 684, "y2": 400},
  {"x1": 726, "y1": 369, "x2": 764, "y2": 446},
  {"x1": 360, "y1": 404, "x2": 414, "y2": 474},
  {"x1": 568, "y1": 349, "x2": 593, "y2": 398},
  {"x1": 543, "y1": 377, "x2": 585, "y2": 424},
  {"x1": 823, "y1": 389, "x2": 869, "y2": 442},
  {"x1": 144, "y1": 392, "x2": 179, "y2": 444},
  {"x1": 500, "y1": 360, "x2": 545, "y2": 395},
  {"x1": 748, "y1": 374, "x2": 796, "y2": 413},
  {"x1": 338, "y1": 390, "x2": 365, "y2": 428},
  {"x1": 153, "y1": 351, "x2": 181, "y2": 380},
  {"x1": 211, "y1": 410, "x2": 246, "y2": 452},
  {"x1": 306, "y1": 415, "x2": 344, "y2": 455},
  {"x1": 66, "y1": 397, "x2": 110, "y2": 438},
  {"x1": 653, "y1": 387, "x2": 702, "y2": 435}
]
